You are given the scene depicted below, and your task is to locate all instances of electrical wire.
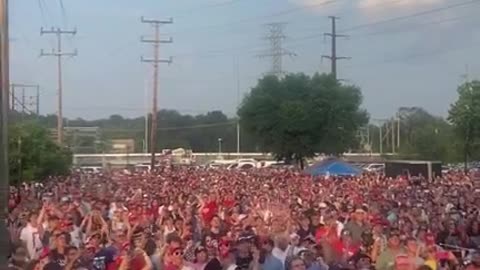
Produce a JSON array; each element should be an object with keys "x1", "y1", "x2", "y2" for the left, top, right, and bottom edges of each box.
[
  {"x1": 281, "y1": 0, "x2": 480, "y2": 46},
  {"x1": 58, "y1": 0, "x2": 69, "y2": 28},
  {"x1": 167, "y1": 0, "x2": 343, "y2": 35},
  {"x1": 173, "y1": 0, "x2": 245, "y2": 18},
  {"x1": 163, "y1": 0, "x2": 480, "y2": 60},
  {"x1": 341, "y1": 0, "x2": 480, "y2": 32}
]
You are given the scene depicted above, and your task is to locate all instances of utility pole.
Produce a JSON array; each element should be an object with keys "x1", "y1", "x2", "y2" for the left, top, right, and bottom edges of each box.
[
  {"x1": 9, "y1": 84, "x2": 12, "y2": 110},
  {"x1": 143, "y1": 77, "x2": 149, "y2": 154},
  {"x1": 235, "y1": 57, "x2": 240, "y2": 154},
  {"x1": 21, "y1": 87, "x2": 24, "y2": 113},
  {"x1": 391, "y1": 118, "x2": 395, "y2": 153},
  {"x1": 322, "y1": 16, "x2": 350, "y2": 80},
  {"x1": 40, "y1": 27, "x2": 77, "y2": 144},
  {"x1": 141, "y1": 16, "x2": 173, "y2": 169},
  {"x1": 36, "y1": 85, "x2": 40, "y2": 115},
  {"x1": 379, "y1": 125, "x2": 383, "y2": 154},
  {"x1": 0, "y1": 0, "x2": 9, "y2": 266},
  {"x1": 397, "y1": 116, "x2": 400, "y2": 148},
  {"x1": 257, "y1": 22, "x2": 295, "y2": 77}
]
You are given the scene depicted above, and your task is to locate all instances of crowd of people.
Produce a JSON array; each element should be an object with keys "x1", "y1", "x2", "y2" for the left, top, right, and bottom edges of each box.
[{"x1": 6, "y1": 165, "x2": 480, "y2": 270}]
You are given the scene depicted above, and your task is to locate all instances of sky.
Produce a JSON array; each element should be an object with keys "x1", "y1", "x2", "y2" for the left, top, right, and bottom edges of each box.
[{"x1": 9, "y1": 0, "x2": 480, "y2": 121}]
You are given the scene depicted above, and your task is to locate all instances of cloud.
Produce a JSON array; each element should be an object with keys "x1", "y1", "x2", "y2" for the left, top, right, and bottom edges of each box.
[
  {"x1": 358, "y1": 0, "x2": 446, "y2": 15},
  {"x1": 287, "y1": 0, "x2": 347, "y2": 15},
  {"x1": 289, "y1": 0, "x2": 447, "y2": 16}
]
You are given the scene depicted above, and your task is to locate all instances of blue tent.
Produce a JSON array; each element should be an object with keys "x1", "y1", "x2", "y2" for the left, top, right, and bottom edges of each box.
[{"x1": 305, "y1": 158, "x2": 362, "y2": 176}]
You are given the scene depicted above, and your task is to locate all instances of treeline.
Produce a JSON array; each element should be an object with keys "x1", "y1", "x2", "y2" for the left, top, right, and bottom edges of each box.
[
  {"x1": 11, "y1": 106, "x2": 468, "y2": 162},
  {"x1": 10, "y1": 75, "x2": 480, "y2": 165},
  {"x1": 19, "y1": 110, "x2": 259, "y2": 153},
  {"x1": 369, "y1": 107, "x2": 463, "y2": 163}
]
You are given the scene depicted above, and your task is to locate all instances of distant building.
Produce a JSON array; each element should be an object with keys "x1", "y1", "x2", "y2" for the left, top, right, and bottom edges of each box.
[
  {"x1": 110, "y1": 139, "x2": 135, "y2": 154},
  {"x1": 51, "y1": 127, "x2": 101, "y2": 153}
]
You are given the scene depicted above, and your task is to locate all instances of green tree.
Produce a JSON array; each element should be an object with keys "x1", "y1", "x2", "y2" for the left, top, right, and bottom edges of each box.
[
  {"x1": 448, "y1": 81, "x2": 480, "y2": 171},
  {"x1": 9, "y1": 123, "x2": 72, "y2": 185},
  {"x1": 15, "y1": 109, "x2": 260, "y2": 153},
  {"x1": 395, "y1": 107, "x2": 459, "y2": 162},
  {"x1": 238, "y1": 73, "x2": 368, "y2": 168}
]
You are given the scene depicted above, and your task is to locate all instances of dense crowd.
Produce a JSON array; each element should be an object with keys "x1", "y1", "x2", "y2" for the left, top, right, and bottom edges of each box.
[{"x1": 6, "y1": 166, "x2": 480, "y2": 270}]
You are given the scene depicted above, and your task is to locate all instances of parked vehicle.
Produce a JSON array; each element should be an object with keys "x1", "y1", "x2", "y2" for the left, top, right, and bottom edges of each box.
[{"x1": 364, "y1": 163, "x2": 385, "y2": 172}]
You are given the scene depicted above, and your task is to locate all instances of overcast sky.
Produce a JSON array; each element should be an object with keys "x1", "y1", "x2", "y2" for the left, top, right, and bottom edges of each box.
[{"x1": 9, "y1": 0, "x2": 480, "y2": 120}]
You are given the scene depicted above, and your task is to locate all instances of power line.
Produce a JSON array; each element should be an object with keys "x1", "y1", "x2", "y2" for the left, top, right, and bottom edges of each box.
[
  {"x1": 168, "y1": 0, "x2": 479, "y2": 61},
  {"x1": 173, "y1": 0, "x2": 244, "y2": 17},
  {"x1": 58, "y1": 0, "x2": 69, "y2": 28},
  {"x1": 283, "y1": 0, "x2": 480, "y2": 46},
  {"x1": 167, "y1": 0, "x2": 342, "y2": 35},
  {"x1": 356, "y1": 15, "x2": 475, "y2": 38},
  {"x1": 341, "y1": 0, "x2": 480, "y2": 33}
]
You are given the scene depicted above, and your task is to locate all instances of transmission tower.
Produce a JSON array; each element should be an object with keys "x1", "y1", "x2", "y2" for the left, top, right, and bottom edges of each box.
[
  {"x1": 322, "y1": 16, "x2": 350, "y2": 80},
  {"x1": 141, "y1": 16, "x2": 173, "y2": 169},
  {"x1": 40, "y1": 27, "x2": 77, "y2": 144},
  {"x1": 258, "y1": 22, "x2": 295, "y2": 77},
  {"x1": 10, "y1": 83, "x2": 40, "y2": 114}
]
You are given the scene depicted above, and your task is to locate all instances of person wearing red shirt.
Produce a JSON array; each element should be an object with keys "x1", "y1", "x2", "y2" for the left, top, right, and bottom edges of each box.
[{"x1": 331, "y1": 230, "x2": 360, "y2": 260}]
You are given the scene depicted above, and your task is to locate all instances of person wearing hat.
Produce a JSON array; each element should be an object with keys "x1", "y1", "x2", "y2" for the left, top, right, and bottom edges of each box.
[
  {"x1": 375, "y1": 229, "x2": 404, "y2": 270},
  {"x1": 344, "y1": 206, "x2": 369, "y2": 246}
]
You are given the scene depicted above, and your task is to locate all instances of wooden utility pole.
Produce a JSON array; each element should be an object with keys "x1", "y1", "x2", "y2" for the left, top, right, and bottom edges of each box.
[
  {"x1": 141, "y1": 17, "x2": 172, "y2": 169},
  {"x1": 40, "y1": 27, "x2": 77, "y2": 144},
  {"x1": 0, "y1": 0, "x2": 9, "y2": 266}
]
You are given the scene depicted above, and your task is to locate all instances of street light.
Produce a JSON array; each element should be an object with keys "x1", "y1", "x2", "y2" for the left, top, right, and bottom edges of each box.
[{"x1": 218, "y1": 138, "x2": 223, "y2": 156}]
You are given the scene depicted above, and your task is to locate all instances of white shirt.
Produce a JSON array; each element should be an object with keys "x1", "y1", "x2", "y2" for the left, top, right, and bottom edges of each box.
[
  {"x1": 20, "y1": 223, "x2": 43, "y2": 260},
  {"x1": 336, "y1": 221, "x2": 344, "y2": 237},
  {"x1": 226, "y1": 264, "x2": 238, "y2": 270},
  {"x1": 70, "y1": 226, "x2": 83, "y2": 248},
  {"x1": 272, "y1": 245, "x2": 293, "y2": 265}
]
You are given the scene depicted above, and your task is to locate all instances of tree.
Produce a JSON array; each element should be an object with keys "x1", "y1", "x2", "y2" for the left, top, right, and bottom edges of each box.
[
  {"x1": 14, "y1": 109, "x2": 260, "y2": 153},
  {"x1": 9, "y1": 123, "x2": 72, "y2": 185},
  {"x1": 393, "y1": 107, "x2": 459, "y2": 162},
  {"x1": 448, "y1": 81, "x2": 480, "y2": 171},
  {"x1": 238, "y1": 73, "x2": 368, "y2": 168}
]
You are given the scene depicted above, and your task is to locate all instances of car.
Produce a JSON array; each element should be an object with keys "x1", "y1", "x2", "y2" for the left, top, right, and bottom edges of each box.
[
  {"x1": 364, "y1": 163, "x2": 385, "y2": 172},
  {"x1": 80, "y1": 166, "x2": 102, "y2": 174}
]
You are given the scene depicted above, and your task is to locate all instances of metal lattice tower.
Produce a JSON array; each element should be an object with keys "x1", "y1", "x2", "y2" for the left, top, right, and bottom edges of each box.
[{"x1": 258, "y1": 23, "x2": 295, "y2": 77}]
